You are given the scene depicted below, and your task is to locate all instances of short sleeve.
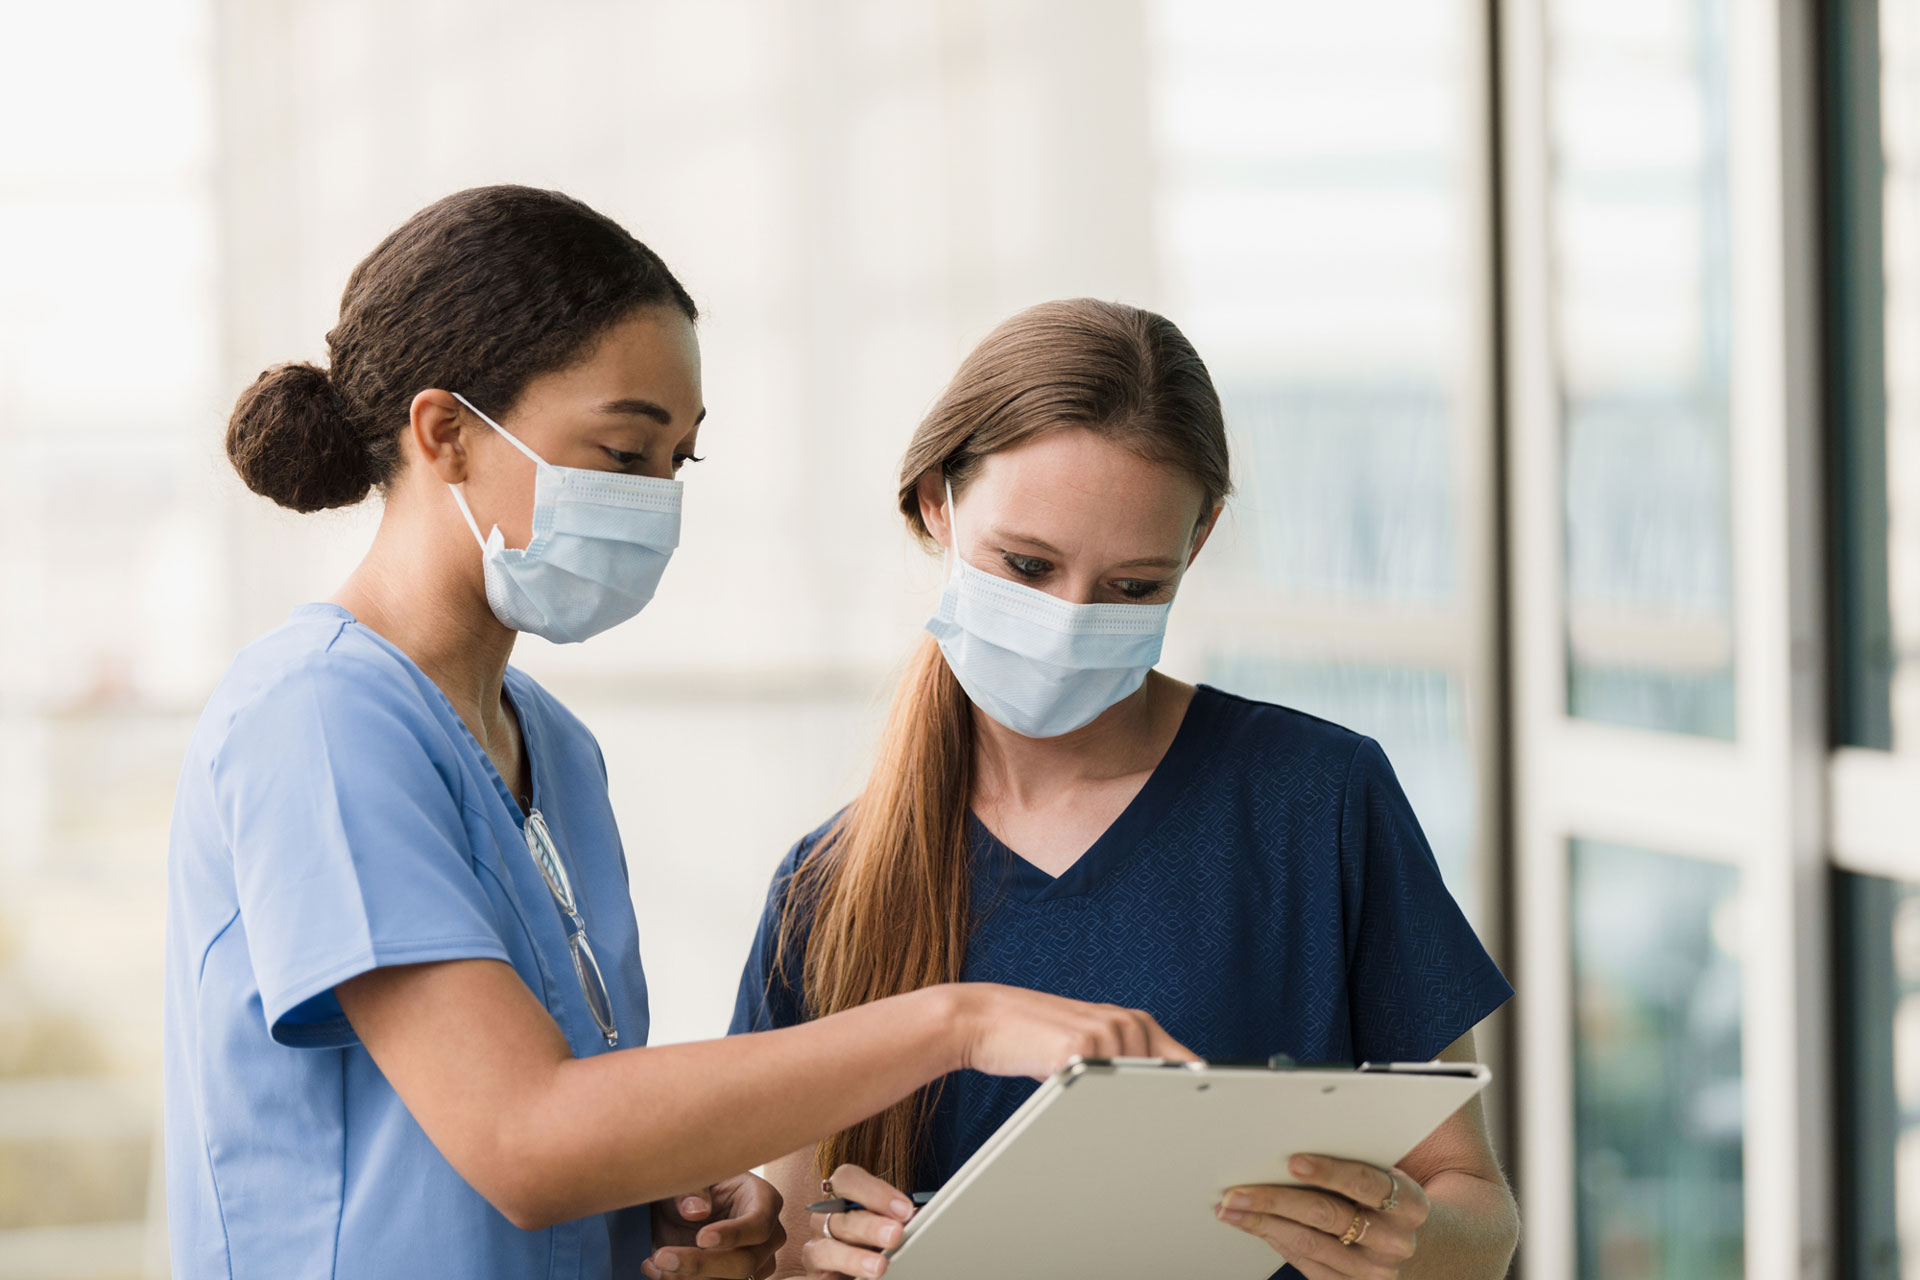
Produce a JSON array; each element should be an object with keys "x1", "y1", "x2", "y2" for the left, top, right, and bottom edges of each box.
[
  {"x1": 1338, "y1": 737, "x2": 1512, "y2": 1063},
  {"x1": 212, "y1": 653, "x2": 512, "y2": 1048},
  {"x1": 728, "y1": 838, "x2": 815, "y2": 1036}
]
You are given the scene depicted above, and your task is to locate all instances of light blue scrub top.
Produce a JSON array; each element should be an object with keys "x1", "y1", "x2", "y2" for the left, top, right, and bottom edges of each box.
[{"x1": 162, "y1": 603, "x2": 652, "y2": 1279}]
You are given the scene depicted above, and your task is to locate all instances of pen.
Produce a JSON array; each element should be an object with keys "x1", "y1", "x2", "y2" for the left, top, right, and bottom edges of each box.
[{"x1": 807, "y1": 1192, "x2": 935, "y2": 1214}]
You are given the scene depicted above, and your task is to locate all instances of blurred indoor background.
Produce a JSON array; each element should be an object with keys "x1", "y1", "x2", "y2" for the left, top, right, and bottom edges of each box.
[{"x1": 0, "y1": 0, "x2": 1910, "y2": 1277}]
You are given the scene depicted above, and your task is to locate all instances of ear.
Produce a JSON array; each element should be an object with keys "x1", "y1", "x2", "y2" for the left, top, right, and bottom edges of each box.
[
  {"x1": 1186, "y1": 503, "x2": 1225, "y2": 567},
  {"x1": 407, "y1": 389, "x2": 475, "y2": 484},
  {"x1": 914, "y1": 470, "x2": 953, "y2": 550}
]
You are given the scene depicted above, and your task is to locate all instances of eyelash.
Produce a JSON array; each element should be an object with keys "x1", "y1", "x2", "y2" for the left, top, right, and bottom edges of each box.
[
  {"x1": 1000, "y1": 552, "x2": 1165, "y2": 600},
  {"x1": 604, "y1": 448, "x2": 705, "y2": 470}
]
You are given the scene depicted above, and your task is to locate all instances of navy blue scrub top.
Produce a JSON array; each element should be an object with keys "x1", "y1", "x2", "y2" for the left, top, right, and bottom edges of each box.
[{"x1": 730, "y1": 685, "x2": 1511, "y2": 1280}]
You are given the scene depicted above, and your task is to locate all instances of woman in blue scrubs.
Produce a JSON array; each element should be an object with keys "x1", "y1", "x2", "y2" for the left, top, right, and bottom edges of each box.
[
  {"x1": 162, "y1": 190, "x2": 1192, "y2": 1280},
  {"x1": 731, "y1": 299, "x2": 1521, "y2": 1280}
]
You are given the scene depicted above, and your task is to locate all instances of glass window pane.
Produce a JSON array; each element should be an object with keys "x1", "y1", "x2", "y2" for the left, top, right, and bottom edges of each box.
[
  {"x1": 1831, "y1": 0, "x2": 1920, "y2": 750},
  {"x1": 1572, "y1": 840, "x2": 1743, "y2": 1278},
  {"x1": 1151, "y1": 0, "x2": 1469, "y2": 608},
  {"x1": 1549, "y1": 0, "x2": 1737, "y2": 739},
  {"x1": 1149, "y1": 1, "x2": 1488, "y2": 922}
]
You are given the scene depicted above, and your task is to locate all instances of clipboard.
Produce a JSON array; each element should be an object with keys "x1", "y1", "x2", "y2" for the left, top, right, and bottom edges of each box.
[{"x1": 884, "y1": 1056, "x2": 1490, "y2": 1279}]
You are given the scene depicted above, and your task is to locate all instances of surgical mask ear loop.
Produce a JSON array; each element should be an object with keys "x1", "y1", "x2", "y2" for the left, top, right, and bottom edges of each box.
[
  {"x1": 446, "y1": 391, "x2": 546, "y2": 551},
  {"x1": 448, "y1": 483, "x2": 491, "y2": 551},
  {"x1": 943, "y1": 476, "x2": 962, "y2": 584}
]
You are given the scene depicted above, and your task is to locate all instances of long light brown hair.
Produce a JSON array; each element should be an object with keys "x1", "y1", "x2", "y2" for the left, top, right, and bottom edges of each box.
[{"x1": 775, "y1": 298, "x2": 1232, "y2": 1186}]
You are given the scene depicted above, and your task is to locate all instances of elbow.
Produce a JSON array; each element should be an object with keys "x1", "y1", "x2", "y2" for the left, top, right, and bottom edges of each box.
[
  {"x1": 484, "y1": 1170, "x2": 569, "y2": 1234},
  {"x1": 1493, "y1": 1183, "x2": 1522, "y2": 1266},
  {"x1": 499, "y1": 1201, "x2": 561, "y2": 1235},
  {"x1": 469, "y1": 1125, "x2": 575, "y2": 1233}
]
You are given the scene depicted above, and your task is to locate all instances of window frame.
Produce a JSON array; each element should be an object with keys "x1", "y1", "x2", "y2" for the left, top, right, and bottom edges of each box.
[{"x1": 1498, "y1": 1, "x2": 1833, "y2": 1276}]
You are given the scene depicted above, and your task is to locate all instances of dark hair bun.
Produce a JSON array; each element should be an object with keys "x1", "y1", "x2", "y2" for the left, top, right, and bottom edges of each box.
[
  {"x1": 225, "y1": 362, "x2": 377, "y2": 512},
  {"x1": 223, "y1": 187, "x2": 695, "y2": 516}
]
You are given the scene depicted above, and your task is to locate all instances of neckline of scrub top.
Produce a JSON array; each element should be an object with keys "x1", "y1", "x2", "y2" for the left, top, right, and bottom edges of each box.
[
  {"x1": 965, "y1": 683, "x2": 1231, "y2": 903},
  {"x1": 290, "y1": 603, "x2": 545, "y2": 828}
]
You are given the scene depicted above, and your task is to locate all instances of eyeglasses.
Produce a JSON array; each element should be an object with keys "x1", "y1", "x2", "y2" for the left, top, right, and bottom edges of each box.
[{"x1": 522, "y1": 809, "x2": 619, "y2": 1048}]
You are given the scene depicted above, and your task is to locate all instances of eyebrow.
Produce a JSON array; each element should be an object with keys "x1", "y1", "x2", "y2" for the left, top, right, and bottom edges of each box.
[
  {"x1": 597, "y1": 398, "x2": 707, "y2": 426},
  {"x1": 991, "y1": 529, "x2": 1183, "y2": 571}
]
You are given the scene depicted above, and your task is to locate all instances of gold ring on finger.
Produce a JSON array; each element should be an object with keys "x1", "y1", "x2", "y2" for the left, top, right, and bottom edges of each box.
[{"x1": 1339, "y1": 1211, "x2": 1368, "y2": 1247}]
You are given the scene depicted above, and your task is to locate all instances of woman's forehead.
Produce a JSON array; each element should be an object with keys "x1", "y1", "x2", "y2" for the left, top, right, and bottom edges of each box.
[{"x1": 964, "y1": 431, "x2": 1206, "y2": 548}]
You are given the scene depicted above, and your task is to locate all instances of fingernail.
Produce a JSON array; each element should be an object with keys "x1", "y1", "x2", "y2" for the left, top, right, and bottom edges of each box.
[
  {"x1": 1290, "y1": 1156, "x2": 1316, "y2": 1177},
  {"x1": 680, "y1": 1196, "x2": 705, "y2": 1216},
  {"x1": 891, "y1": 1198, "x2": 914, "y2": 1218},
  {"x1": 866, "y1": 1258, "x2": 884, "y2": 1276},
  {"x1": 1225, "y1": 1192, "x2": 1252, "y2": 1211},
  {"x1": 882, "y1": 1223, "x2": 902, "y2": 1246},
  {"x1": 655, "y1": 1254, "x2": 679, "y2": 1274},
  {"x1": 1220, "y1": 1208, "x2": 1246, "y2": 1225}
]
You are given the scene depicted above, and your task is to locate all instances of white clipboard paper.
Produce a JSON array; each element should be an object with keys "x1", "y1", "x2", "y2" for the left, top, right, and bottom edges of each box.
[{"x1": 884, "y1": 1056, "x2": 1490, "y2": 1280}]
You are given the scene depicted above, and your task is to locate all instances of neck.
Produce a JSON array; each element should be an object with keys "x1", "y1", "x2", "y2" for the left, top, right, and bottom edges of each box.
[
  {"x1": 970, "y1": 671, "x2": 1175, "y2": 809},
  {"x1": 332, "y1": 493, "x2": 517, "y2": 735}
]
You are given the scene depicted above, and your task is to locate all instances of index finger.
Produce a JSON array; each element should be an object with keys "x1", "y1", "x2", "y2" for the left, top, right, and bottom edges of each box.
[
  {"x1": 1286, "y1": 1154, "x2": 1396, "y2": 1207},
  {"x1": 1141, "y1": 1013, "x2": 1198, "y2": 1062},
  {"x1": 644, "y1": 1244, "x2": 761, "y2": 1278},
  {"x1": 828, "y1": 1164, "x2": 918, "y2": 1222}
]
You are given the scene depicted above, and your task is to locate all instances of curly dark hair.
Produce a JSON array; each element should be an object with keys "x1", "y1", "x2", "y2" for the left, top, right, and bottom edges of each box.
[{"x1": 225, "y1": 185, "x2": 697, "y2": 513}]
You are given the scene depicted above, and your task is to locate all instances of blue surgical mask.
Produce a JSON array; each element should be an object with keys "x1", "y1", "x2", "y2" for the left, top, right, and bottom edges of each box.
[
  {"x1": 448, "y1": 393, "x2": 681, "y2": 644},
  {"x1": 924, "y1": 480, "x2": 1171, "y2": 738}
]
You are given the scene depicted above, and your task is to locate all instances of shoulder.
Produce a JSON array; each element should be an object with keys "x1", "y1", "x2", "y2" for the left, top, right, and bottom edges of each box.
[
  {"x1": 214, "y1": 610, "x2": 431, "y2": 730},
  {"x1": 748, "y1": 808, "x2": 850, "y2": 928},
  {"x1": 777, "y1": 808, "x2": 848, "y2": 883},
  {"x1": 195, "y1": 607, "x2": 461, "y2": 782},
  {"x1": 1190, "y1": 684, "x2": 1379, "y2": 781}
]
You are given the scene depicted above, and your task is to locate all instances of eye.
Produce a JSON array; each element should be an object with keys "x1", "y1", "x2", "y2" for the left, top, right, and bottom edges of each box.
[
  {"x1": 672, "y1": 452, "x2": 704, "y2": 470},
  {"x1": 1002, "y1": 552, "x2": 1051, "y2": 579},
  {"x1": 602, "y1": 447, "x2": 648, "y2": 470},
  {"x1": 1114, "y1": 579, "x2": 1168, "y2": 601}
]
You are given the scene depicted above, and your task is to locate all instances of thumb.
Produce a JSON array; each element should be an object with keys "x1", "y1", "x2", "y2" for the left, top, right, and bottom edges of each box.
[{"x1": 675, "y1": 1188, "x2": 713, "y2": 1221}]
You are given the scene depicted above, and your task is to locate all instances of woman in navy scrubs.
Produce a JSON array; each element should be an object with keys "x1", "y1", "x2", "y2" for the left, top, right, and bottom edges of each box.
[
  {"x1": 730, "y1": 299, "x2": 1520, "y2": 1280},
  {"x1": 162, "y1": 190, "x2": 1193, "y2": 1280}
]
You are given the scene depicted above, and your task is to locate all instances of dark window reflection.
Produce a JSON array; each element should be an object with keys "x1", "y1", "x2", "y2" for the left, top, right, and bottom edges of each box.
[{"x1": 1838, "y1": 871, "x2": 1920, "y2": 1280}]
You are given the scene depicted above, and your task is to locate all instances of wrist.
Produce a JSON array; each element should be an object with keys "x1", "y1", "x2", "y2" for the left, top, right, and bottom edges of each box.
[{"x1": 910, "y1": 984, "x2": 974, "y2": 1075}]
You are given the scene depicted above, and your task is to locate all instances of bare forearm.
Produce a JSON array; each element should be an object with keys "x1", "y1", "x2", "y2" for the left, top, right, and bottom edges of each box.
[
  {"x1": 343, "y1": 960, "x2": 1188, "y2": 1232},
  {"x1": 1400, "y1": 1170, "x2": 1519, "y2": 1280},
  {"x1": 510, "y1": 989, "x2": 961, "y2": 1226}
]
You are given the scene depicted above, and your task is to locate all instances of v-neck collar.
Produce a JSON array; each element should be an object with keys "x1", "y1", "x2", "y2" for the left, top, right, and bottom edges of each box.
[
  {"x1": 967, "y1": 684, "x2": 1231, "y2": 903},
  {"x1": 296, "y1": 603, "x2": 541, "y2": 827}
]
